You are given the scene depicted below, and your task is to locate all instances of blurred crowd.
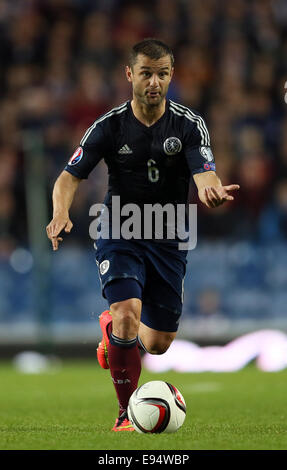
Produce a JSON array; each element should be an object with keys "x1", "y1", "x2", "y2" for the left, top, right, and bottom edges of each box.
[{"x1": 1, "y1": 0, "x2": 287, "y2": 254}]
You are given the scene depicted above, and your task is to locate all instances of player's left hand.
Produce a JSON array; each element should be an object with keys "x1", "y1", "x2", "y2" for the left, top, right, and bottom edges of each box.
[{"x1": 202, "y1": 184, "x2": 240, "y2": 209}]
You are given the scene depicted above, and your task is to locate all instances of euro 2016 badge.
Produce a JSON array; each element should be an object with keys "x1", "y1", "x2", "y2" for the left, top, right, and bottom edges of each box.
[
  {"x1": 163, "y1": 137, "x2": 182, "y2": 155},
  {"x1": 68, "y1": 147, "x2": 83, "y2": 166}
]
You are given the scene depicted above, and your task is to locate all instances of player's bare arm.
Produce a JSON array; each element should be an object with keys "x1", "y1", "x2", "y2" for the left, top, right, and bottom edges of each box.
[
  {"x1": 193, "y1": 171, "x2": 240, "y2": 209},
  {"x1": 46, "y1": 171, "x2": 81, "y2": 250}
]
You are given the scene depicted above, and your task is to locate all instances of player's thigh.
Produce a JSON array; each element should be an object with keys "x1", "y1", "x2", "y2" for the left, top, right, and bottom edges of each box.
[
  {"x1": 138, "y1": 321, "x2": 177, "y2": 355},
  {"x1": 95, "y1": 239, "x2": 146, "y2": 298},
  {"x1": 142, "y1": 243, "x2": 186, "y2": 336},
  {"x1": 141, "y1": 273, "x2": 183, "y2": 339}
]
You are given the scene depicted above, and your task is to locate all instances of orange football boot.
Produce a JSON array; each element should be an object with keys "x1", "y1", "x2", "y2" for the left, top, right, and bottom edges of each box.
[
  {"x1": 112, "y1": 411, "x2": 135, "y2": 432},
  {"x1": 96, "y1": 310, "x2": 112, "y2": 369}
]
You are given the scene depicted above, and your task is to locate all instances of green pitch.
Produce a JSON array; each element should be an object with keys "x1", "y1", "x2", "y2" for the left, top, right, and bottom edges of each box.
[{"x1": 0, "y1": 360, "x2": 286, "y2": 450}]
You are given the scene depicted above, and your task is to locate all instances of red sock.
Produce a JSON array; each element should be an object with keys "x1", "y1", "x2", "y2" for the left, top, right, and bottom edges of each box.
[{"x1": 108, "y1": 334, "x2": 141, "y2": 416}]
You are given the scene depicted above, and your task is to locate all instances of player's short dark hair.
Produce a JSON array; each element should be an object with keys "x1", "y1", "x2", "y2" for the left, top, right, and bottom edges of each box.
[{"x1": 129, "y1": 38, "x2": 174, "y2": 68}]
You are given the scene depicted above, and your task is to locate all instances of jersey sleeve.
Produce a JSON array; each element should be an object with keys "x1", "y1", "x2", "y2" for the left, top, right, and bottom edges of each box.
[
  {"x1": 64, "y1": 121, "x2": 107, "y2": 179},
  {"x1": 183, "y1": 113, "x2": 216, "y2": 175}
]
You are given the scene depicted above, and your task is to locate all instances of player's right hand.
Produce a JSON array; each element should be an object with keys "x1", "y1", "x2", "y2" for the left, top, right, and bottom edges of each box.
[{"x1": 46, "y1": 213, "x2": 73, "y2": 251}]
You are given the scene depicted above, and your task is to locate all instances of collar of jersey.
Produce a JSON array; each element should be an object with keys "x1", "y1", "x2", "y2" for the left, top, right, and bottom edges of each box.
[{"x1": 127, "y1": 99, "x2": 169, "y2": 130}]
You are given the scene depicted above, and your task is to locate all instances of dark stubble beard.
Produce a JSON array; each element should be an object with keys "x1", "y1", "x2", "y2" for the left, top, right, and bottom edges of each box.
[{"x1": 135, "y1": 88, "x2": 166, "y2": 109}]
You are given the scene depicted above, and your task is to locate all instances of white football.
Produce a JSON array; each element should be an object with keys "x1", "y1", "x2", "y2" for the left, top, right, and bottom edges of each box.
[{"x1": 127, "y1": 380, "x2": 186, "y2": 434}]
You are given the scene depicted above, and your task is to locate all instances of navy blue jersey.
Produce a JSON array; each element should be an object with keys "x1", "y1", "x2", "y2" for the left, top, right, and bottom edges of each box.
[{"x1": 65, "y1": 99, "x2": 215, "y2": 242}]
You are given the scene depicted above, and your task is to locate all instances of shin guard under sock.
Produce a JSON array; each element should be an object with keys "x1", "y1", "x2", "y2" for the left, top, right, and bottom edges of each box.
[{"x1": 108, "y1": 333, "x2": 141, "y2": 416}]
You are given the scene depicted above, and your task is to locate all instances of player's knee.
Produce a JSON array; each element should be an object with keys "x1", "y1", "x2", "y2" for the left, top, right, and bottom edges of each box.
[
  {"x1": 139, "y1": 328, "x2": 176, "y2": 355},
  {"x1": 146, "y1": 338, "x2": 173, "y2": 355},
  {"x1": 110, "y1": 300, "x2": 141, "y2": 338},
  {"x1": 148, "y1": 345, "x2": 169, "y2": 355}
]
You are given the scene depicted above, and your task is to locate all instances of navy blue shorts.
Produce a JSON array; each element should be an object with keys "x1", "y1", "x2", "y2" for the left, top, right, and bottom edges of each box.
[{"x1": 95, "y1": 238, "x2": 187, "y2": 332}]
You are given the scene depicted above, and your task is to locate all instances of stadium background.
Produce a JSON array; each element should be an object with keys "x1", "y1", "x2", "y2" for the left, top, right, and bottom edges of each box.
[{"x1": 0, "y1": 0, "x2": 287, "y2": 356}]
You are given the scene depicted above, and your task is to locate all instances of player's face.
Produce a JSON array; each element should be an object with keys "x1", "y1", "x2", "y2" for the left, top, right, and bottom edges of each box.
[{"x1": 126, "y1": 54, "x2": 174, "y2": 107}]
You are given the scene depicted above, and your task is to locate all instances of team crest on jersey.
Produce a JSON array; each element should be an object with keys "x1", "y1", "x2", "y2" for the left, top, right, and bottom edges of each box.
[
  {"x1": 163, "y1": 137, "x2": 182, "y2": 156},
  {"x1": 100, "y1": 260, "x2": 110, "y2": 275},
  {"x1": 68, "y1": 147, "x2": 83, "y2": 166},
  {"x1": 199, "y1": 146, "x2": 214, "y2": 162}
]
